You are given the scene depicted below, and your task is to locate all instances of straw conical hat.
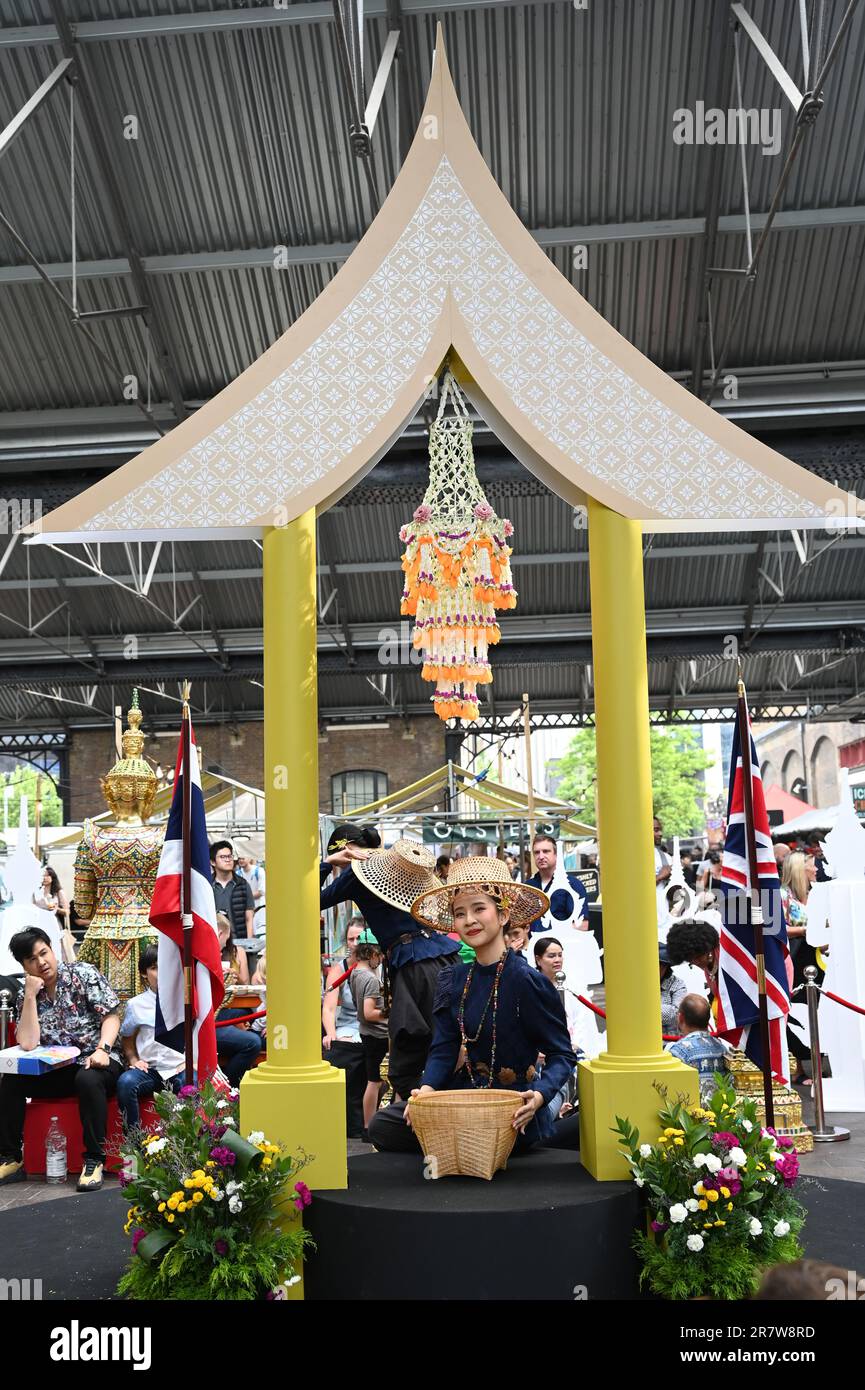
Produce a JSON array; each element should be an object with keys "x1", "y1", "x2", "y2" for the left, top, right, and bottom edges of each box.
[
  {"x1": 412, "y1": 855, "x2": 550, "y2": 932},
  {"x1": 351, "y1": 838, "x2": 438, "y2": 913}
]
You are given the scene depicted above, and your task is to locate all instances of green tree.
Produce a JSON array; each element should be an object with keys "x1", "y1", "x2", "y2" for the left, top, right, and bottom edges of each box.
[
  {"x1": 0, "y1": 764, "x2": 63, "y2": 829},
  {"x1": 554, "y1": 726, "x2": 714, "y2": 837}
]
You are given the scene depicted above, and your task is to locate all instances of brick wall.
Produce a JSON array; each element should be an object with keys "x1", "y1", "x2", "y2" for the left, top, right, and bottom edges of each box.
[{"x1": 66, "y1": 715, "x2": 445, "y2": 821}]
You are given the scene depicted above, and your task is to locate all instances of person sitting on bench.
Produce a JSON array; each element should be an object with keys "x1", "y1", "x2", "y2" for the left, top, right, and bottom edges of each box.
[{"x1": 0, "y1": 927, "x2": 122, "y2": 1192}]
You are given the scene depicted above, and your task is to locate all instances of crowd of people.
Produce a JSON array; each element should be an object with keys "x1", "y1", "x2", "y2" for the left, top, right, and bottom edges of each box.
[{"x1": 0, "y1": 813, "x2": 833, "y2": 1187}]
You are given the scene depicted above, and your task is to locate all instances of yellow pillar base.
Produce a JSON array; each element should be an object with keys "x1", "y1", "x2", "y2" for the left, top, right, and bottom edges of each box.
[
  {"x1": 239, "y1": 1062, "x2": 346, "y2": 1302},
  {"x1": 578, "y1": 1053, "x2": 700, "y2": 1181},
  {"x1": 240, "y1": 1061, "x2": 347, "y2": 1192}
]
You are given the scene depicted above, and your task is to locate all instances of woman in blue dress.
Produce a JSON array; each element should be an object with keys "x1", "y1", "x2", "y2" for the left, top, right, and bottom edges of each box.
[{"x1": 368, "y1": 857, "x2": 580, "y2": 1153}]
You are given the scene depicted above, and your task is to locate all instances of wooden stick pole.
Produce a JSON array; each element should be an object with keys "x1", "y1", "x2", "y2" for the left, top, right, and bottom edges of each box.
[{"x1": 736, "y1": 680, "x2": 775, "y2": 1127}]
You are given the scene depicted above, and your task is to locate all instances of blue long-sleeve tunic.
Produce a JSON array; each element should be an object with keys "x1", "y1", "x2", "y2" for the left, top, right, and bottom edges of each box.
[
  {"x1": 420, "y1": 949, "x2": 578, "y2": 1143},
  {"x1": 319, "y1": 862, "x2": 457, "y2": 972}
]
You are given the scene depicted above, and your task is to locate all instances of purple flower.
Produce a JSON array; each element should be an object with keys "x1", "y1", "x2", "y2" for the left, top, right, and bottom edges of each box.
[
  {"x1": 118, "y1": 1171, "x2": 131, "y2": 1189},
  {"x1": 293, "y1": 1181, "x2": 312, "y2": 1211},
  {"x1": 775, "y1": 1151, "x2": 800, "y2": 1188},
  {"x1": 178, "y1": 1085, "x2": 198, "y2": 1099},
  {"x1": 214, "y1": 1239, "x2": 229, "y2": 1257},
  {"x1": 650, "y1": 1219, "x2": 668, "y2": 1233},
  {"x1": 130, "y1": 1228, "x2": 147, "y2": 1255},
  {"x1": 210, "y1": 1145, "x2": 237, "y2": 1168},
  {"x1": 711, "y1": 1131, "x2": 739, "y2": 1150}
]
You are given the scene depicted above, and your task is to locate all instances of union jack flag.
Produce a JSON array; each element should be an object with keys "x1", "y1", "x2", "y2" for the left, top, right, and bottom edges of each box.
[{"x1": 717, "y1": 709, "x2": 791, "y2": 1083}]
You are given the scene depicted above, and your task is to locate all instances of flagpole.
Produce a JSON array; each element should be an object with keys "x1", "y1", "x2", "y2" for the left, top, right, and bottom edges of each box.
[
  {"x1": 181, "y1": 680, "x2": 194, "y2": 1085},
  {"x1": 736, "y1": 678, "x2": 775, "y2": 1128}
]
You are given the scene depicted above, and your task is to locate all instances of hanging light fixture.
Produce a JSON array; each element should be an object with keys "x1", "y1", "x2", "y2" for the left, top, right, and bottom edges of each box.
[{"x1": 398, "y1": 371, "x2": 516, "y2": 722}]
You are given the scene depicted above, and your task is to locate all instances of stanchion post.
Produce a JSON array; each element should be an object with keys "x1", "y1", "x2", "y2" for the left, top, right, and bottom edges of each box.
[
  {"x1": 804, "y1": 965, "x2": 850, "y2": 1144},
  {"x1": 0, "y1": 989, "x2": 10, "y2": 1050}
]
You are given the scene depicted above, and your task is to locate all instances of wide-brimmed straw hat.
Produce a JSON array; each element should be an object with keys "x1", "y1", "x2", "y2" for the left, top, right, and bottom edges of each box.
[
  {"x1": 411, "y1": 855, "x2": 550, "y2": 932},
  {"x1": 351, "y1": 838, "x2": 438, "y2": 914}
]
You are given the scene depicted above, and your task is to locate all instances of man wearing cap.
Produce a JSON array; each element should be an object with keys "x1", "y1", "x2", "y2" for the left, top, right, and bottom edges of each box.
[{"x1": 321, "y1": 826, "x2": 459, "y2": 1100}]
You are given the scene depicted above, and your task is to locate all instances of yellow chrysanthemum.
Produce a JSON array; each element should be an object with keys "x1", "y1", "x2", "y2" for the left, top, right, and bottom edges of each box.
[
  {"x1": 720, "y1": 1186, "x2": 730, "y2": 1199},
  {"x1": 657, "y1": 1135, "x2": 669, "y2": 1145},
  {"x1": 183, "y1": 1179, "x2": 195, "y2": 1189},
  {"x1": 192, "y1": 1170, "x2": 205, "y2": 1180},
  {"x1": 714, "y1": 1220, "x2": 725, "y2": 1227},
  {"x1": 206, "y1": 1160, "x2": 216, "y2": 1169},
  {"x1": 167, "y1": 1196, "x2": 180, "y2": 1211},
  {"x1": 698, "y1": 1200, "x2": 708, "y2": 1211},
  {"x1": 663, "y1": 1128, "x2": 677, "y2": 1137},
  {"x1": 673, "y1": 1138, "x2": 684, "y2": 1147},
  {"x1": 158, "y1": 1202, "x2": 166, "y2": 1213},
  {"x1": 166, "y1": 1214, "x2": 175, "y2": 1224},
  {"x1": 706, "y1": 1190, "x2": 719, "y2": 1203},
  {"x1": 192, "y1": 1191, "x2": 204, "y2": 1203},
  {"x1": 262, "y1": 1157, "x2": 272, "y2": 1168},
  {"x1": 727, "y1": 1202, "x2": 734, "y2": 1211}
]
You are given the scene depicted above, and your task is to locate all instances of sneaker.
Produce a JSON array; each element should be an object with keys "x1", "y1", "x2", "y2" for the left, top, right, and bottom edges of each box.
[
  {"x1": 77, "y1": 1160, "x2": 103, "y2": 1192},
  {"x1": 0, "y1": 1157, "x2": 24, "y2": 1186}
]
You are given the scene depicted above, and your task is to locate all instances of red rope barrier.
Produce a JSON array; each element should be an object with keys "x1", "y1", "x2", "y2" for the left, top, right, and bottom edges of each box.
[
  {"x1": 824, "y1": 989, "x2": 865, "y2": 1018},
  {"x1": 575, "y1": 993, "x2": 683, "y2": 1042},
  {"x1": 215, "y1": 1009, "x2": 266, "y2": 1028}
]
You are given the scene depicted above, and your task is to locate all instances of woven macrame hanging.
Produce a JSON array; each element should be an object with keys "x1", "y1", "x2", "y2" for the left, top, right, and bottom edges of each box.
[{"x1": 399, "y1": 371, "x2": 517, "y2": 722}]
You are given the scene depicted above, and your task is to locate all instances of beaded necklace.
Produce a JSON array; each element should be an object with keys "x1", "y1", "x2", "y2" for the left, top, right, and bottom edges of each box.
[{"x1": 458, "y1": 949, "x2": 508, "y2": 1089}]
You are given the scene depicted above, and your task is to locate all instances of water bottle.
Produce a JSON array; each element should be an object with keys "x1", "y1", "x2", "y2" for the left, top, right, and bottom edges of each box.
[{"x1": 45, "y1": 1115, "x2": 67, "y2": 1184}]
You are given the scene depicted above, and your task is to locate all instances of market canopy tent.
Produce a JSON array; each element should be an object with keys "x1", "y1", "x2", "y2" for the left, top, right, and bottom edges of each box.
[
  {"x1": 29, "y1": 39, "x2": 847, "y2": 545},
  {"x1": 346, "y1": 761, "x2": 595, "y2": 839}
]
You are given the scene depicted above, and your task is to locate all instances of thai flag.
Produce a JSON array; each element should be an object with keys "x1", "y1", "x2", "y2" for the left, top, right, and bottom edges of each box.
[
  {"x1": 150, "y1": 718, "x2": 224, "y2": 1079},
  {"x1": 717, "y1": 711, "x2": 791, "y2": 1083}
]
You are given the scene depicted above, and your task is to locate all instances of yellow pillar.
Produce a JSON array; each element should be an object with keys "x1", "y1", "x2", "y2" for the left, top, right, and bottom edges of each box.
[
  {"x1": 241, "y1": 514, "x2": 347, "y2": 1278},
  {"x1": 578, "y1": 499, "x2": 698, "y2": 1180}
]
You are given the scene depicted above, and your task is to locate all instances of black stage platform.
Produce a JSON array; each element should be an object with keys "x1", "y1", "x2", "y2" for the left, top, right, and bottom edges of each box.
[{"x1": 0, "y1": 1166, "x2": 860, "y2": 1300}]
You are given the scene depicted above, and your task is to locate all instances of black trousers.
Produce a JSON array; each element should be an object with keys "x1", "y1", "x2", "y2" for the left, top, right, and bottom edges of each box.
[
  {"x1": 387, "y1": 953, "x2": 460, "y2": 1100},
  {"x1": 0, "y1": 1058, "x2": 123, "y2": 1165},
  {"x1": 325, "y1": 1040, "x2": 367, "y2": 1138}
]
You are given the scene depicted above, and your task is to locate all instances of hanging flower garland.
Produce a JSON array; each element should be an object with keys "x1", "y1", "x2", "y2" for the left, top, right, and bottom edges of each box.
[{"x1": 399, "y1": 371, "x2": 517, "y2": 722}]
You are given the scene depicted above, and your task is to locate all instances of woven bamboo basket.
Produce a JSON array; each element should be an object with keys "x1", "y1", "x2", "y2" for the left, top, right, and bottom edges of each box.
[{"x1": 408, "y1": 1089, "x2": 521, "y2": 1180}]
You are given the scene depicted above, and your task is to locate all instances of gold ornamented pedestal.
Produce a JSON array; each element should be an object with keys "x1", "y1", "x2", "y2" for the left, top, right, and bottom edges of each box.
[
  {"x1": 75, "y1": 693, "x2": 164, "y2": 1000},
  {"x1": 725, "y1": 1051, "x2": 814, "y2": 1153}
]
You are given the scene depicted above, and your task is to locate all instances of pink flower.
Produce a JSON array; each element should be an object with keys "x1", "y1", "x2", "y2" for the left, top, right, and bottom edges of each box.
[
  {"x1": 502, "y1": 519, "x2": 514, "y2": 537},
  {"x1": 650, "y1": 1219, "x2": 668, "y2": 1233},
  {"x1": 718, "y1": 1166, "x2": 742, "y2": 1195},
  {"x1": 775, "y1": 1151, "x2": 799, "y2": 1188},
  {"x1": 209, "y1": 1145, "x2": 236, "y2": 1167},
  {"x1": 473, "y1": 502, "x2": 494, "y2": 522},
  {"x1": 214, "y1": 1238, "x2": 229, "y2": 1257},
  {"x1": 293, "y1": 1181, "x2": 312, "y2": 1211},
  {"x1": 413, "y1": 504, "x2": 432, "y2": 523},
  {"x1": 711, "y1": 1132, "x2": 739, "y2": 1150},
  {"x1": 130, "y1": 1228, "x2": 147, "y2": 1255}
]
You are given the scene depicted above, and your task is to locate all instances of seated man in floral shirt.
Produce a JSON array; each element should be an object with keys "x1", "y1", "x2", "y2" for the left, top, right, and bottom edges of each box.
[{"x1": 0, "y1": 927, "x2": 122, "y2": 1192}]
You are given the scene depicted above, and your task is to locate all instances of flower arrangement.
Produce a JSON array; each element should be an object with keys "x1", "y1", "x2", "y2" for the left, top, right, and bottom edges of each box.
[
  {"x1": 117, "y1": 1081, "x2": 313, "y2": 1301},
  {"x1": 615, "y1": 1074, "x2": 806, "y2": 1300}
]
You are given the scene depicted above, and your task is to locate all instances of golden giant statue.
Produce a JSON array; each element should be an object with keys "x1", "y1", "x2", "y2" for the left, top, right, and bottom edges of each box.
[{"x1": 75, "y1": 693, "x2": 164, "y2": 999}]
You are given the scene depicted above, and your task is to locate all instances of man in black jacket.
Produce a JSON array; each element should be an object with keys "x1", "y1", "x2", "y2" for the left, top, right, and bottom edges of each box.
[{"x1": 210, "y1": 841, "x2": 254, "y2": 938}]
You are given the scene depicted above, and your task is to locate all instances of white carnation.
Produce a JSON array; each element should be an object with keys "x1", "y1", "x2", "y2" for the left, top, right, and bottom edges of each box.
[
  {"x1": 703, "y1": 1153, "x2": 722, "y2": 1174},
  {"x1": 728, "y1": 1147, "x2": 747, "y2": 1166},
  {"x1": 145, "y1": 1137, "x2": 168, "y2": 1153},
  {"x1": 773, "y1": 1220, "x2": 790, "y2": 1237},
  {"x1": 692, "y1": 1153, "x2": 707, "y2": 1168},
  {"x1": 225, "y1": 1179, "x2": 243, "y2": 1196},
  {"x1": 686, "y1": 1235, "x2": 704, "y2": 1252},
  {"x1": 741, "y1": 1119, "x2": 753, "y2": 1132},
  {"x1": 669, "y1": 1203, "x2": 688, "y2": 1224},
  {"x1": 247, "y1": 1130, "x2": 265, "y2": 1145},
  {"x1": 749, "y1": 1218, "x2": 762, "y2": 1236},
  {"x1": 685, "y1": 1199, "x2": 699, "y2": 1212},
  {"x1": 639, "y1": 1144, "x2": 653, "y2": 1158},
  {"x1": 228, "y1": 1194, "x2": 243, "y2": 1214}
]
